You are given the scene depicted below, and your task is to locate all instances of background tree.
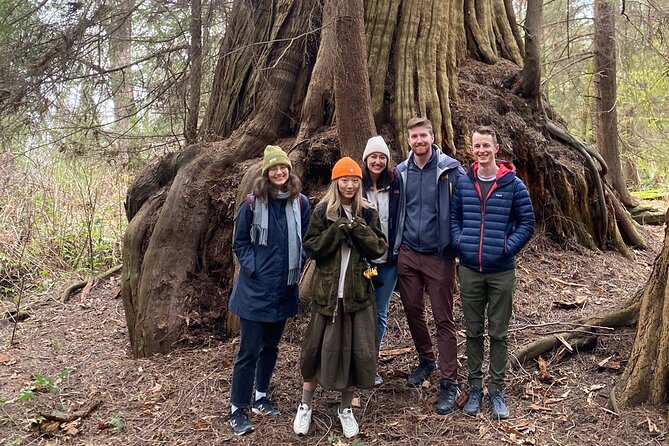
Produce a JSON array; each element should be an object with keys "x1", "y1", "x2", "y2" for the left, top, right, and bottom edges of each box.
[{"x1": 593, "y1": 0, "x2": 636, "y2": 207}]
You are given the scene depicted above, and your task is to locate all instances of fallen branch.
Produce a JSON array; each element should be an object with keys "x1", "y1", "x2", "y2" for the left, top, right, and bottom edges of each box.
[
  {"x1": 39, "y1": 398, "x2": 102, "y2": 422},
  {"x1": 509, "y1": 321, "x2": 614, "y2": 332},
  {"x1": 61, "y1": 264, "x2": 122, "y2": 303},
  {"x1": 512, "y1": 287, "x2": 642, "y2": 365}
]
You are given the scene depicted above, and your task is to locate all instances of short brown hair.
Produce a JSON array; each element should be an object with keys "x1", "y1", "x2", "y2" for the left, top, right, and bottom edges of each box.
[
  {"x1": 472, "y1": 125, "x2": 498, "y2": 145},
  {"x1": 407, "y1": 117, "x2": 433, "y2": 134}
]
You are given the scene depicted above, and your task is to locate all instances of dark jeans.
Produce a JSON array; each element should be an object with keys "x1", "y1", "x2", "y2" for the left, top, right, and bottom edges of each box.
[
  {"x1": 459, "y1": 266, "x2": 515, "y2": 392},
  {"x1": 397, "y1": 245, "x2": 457, "y2": 382},
  {"x1": 230, "y1": 318, "x2": 287, "y2": 407}
]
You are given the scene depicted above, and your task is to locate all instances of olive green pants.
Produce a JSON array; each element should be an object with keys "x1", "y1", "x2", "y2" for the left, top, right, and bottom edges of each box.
[{"x1": 459, "y1": 266, "x2": 515, "y2": 392}]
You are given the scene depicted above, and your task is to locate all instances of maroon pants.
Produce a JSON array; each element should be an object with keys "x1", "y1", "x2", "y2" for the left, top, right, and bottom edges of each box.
[{"x1": 397, "y1": 245, "x2": 457, "y2": 382}]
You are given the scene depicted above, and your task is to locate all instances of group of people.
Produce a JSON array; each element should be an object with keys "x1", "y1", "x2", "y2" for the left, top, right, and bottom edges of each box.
[{"x1": 226, "y1": 119, "x2": 536, "y2": 438}]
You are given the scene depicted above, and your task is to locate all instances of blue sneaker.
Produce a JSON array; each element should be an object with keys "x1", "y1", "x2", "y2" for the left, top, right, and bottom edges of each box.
[
  {"x1": 463, "y1": 386, "x2": 483, "y2": 417},
  {"x1": 229, "y1": 408, "x2": 254, "y2": 436},
  {"x1": 252, "y1": 397, "x2": 280, "y2": 416},
  {"x1": 489, "y1": 390, "x2": 510, "y2": 420}
]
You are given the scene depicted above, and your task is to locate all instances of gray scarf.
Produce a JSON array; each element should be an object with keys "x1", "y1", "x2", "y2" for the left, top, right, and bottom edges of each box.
[{"x1": 250, "y1": 191, "x2": 303, "y2": 285}]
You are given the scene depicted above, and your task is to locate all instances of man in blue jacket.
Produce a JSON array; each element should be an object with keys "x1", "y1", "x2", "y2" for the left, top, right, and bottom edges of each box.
[
  {"x1": 394, "y1": 117, "x2": 465, "y2": 415},
  {"x1": 451, "y1": 126, "x2": 535, "y2": 420}
]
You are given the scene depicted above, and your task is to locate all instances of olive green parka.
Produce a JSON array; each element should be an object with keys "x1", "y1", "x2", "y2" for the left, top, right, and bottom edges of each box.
[{"x1": 303, "y1": 203, "x2": 388, "y2": 317}]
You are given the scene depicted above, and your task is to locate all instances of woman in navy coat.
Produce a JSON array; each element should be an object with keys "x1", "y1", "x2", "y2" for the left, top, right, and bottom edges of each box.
[{"x1": 228, "y1": 145, "x2": 310, "y2": 436}]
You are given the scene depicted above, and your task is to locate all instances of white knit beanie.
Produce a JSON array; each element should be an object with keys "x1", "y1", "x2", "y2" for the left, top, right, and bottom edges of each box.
[{"x1": 363, "y1": 135, "x2": 391, "y2": 162}]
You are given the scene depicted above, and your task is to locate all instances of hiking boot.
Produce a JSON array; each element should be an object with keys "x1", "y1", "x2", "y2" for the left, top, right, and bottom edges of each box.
[
  {"x1": 252, "y1": 396, "x2": 280, "y2": 416},
  {"x1": 337, "y1": 406, "x2": 359, "y2": 438},
  {"x1": 406, "y1": 358, "x2": 437, "y2": 387},
  {"x1": 462, "y1": 386, "x2": 483, "y2": 417},
  {"x1": 293, "y1": 403, "x2": 312, "y2": 435},
  {"x1": 374, "y1": 372, "x2": 383, "y2": 386},
  {"x1": 435, "y1": 379, "x2": 460, "y2": 415},
  {"x1": 229, "y1": 408, "x2": 254, "y2": 436},
  {"x1": 489, "y1": 389, "x2": 510, "y2": 420}
]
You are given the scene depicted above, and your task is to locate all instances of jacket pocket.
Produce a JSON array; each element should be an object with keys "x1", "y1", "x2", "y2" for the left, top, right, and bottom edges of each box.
[
  {"x1": 351, "y1": 264, "x2": 373, "y2": 305},
  {"x1": 311, "y1": 266, "x2": 336, "y2": 307}
]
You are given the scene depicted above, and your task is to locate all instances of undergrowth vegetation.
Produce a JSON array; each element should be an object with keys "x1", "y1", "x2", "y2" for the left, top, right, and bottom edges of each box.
[{"x1": 0, "y1": 154, "x2": 130, "y2": 310}]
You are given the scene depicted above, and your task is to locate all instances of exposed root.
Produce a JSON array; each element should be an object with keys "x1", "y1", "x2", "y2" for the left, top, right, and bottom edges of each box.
[
  {"x1": 545, "y1": 119, "x2": 608, "y2": 243},
  {"x1": 62, "y1": 264, "x2": 122, "y2": 303}
]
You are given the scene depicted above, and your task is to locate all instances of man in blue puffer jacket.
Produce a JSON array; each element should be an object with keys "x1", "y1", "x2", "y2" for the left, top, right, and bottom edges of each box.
[{"x1": 451, "y1": 126, "x2": 535, "y2": 421}]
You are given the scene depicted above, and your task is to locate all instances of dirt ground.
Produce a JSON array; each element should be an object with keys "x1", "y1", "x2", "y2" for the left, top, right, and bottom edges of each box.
[{"x1": 1, "y1": 220, "x2": 668, "y2": 445}]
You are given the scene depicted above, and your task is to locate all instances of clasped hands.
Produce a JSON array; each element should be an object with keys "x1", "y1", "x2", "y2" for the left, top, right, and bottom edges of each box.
[{"x1": 336, "y1": 216, "x2": 366, "y2": 231}]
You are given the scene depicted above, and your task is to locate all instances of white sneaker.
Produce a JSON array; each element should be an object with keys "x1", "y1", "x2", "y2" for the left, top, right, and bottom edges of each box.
[
  {"x1": 293, "y1": 403, "x2": 312, "y2": 435},
  {"x1": 337, "y1": 406, "x2": 359, "y2": 438}
]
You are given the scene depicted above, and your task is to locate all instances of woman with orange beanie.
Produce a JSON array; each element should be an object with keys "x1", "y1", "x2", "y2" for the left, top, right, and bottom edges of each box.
[{"x1": 292, "y1": 157, "x2": 387, "y2": 439}]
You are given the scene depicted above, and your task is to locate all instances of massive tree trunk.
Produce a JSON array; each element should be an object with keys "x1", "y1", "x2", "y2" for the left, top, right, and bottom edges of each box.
[
  {"x1": 121, "y1": 0, "x2": 643, "y2": 357},
  {"x1": 616, "y1": 210, "x2": 669, "y2": 407}
]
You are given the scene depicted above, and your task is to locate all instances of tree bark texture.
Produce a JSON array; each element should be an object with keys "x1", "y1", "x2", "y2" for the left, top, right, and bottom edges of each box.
[
  {"x1": 594, "y1": 0, "x2": 635, "y2": 207},
  {"x1": 185, "y1": 0, "x2": 203, "y2": 144},
  {"x1": 331, "y1": 0, "x2": 375, "y2": 158},
  {"x1": 122, "y1": 0, "x2": 643, "y2": 356},
  {"x1": 520, "y1": 0, "x2": 543, "y2": 108},
  {"x1": 617, "y1": 210, "x2": 669, "y2": 406}
]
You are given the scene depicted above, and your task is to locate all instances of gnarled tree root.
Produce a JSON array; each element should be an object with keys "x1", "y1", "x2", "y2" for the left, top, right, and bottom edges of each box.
[{"x1": 545, "y1": 119, "x2": 608, "y2": 243}]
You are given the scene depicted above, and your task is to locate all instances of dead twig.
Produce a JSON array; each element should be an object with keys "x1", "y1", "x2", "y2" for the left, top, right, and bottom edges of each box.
[{"x1": 39, "y1": 398, "x2": 102, "y2": 422}]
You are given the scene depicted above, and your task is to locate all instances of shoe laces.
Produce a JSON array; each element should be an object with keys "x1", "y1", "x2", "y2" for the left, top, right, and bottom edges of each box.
[
  {"x1": 338, "y1": 407, "x2": 356, "y2": 426},
  {"x1": 490, "y1": 391, "x2": 506, "y2": 408}
]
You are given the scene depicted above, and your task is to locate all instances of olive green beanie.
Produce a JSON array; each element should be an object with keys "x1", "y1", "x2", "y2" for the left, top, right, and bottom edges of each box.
[{"x1": 261, "y1": 145, "x2": 292, "y2": 174}]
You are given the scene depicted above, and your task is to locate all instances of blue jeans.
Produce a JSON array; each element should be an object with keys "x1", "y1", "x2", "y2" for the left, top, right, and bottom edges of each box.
[
  {"x1": 230, "y1": 318, "x2": 286, "y2": 407},
  {"x1": 375, "y1": 261, "x2": 398, "y2": 351}
]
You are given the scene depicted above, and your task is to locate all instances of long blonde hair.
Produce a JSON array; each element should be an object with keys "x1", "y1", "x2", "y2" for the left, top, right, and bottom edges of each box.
[{"x1": 318, "y1": 179, "x2": 371, "y2": 221}]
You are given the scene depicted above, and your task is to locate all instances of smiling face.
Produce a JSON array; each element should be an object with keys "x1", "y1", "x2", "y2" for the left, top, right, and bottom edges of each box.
[
  {"x1": 337, "y1": 176, "x2": 361, "y2": 205},
  {"x1": 267, "y1": 164, "x2": 290, "y2": 188},
  {"x1": 407, "y1": 125, "x2": 434, "y2": 158},
  {"x1": 365, "y1": 152, "x2": 388, "y2": 177},
  {"x1": 471, "y1": 132, "x2": 499, "y2": 168}
]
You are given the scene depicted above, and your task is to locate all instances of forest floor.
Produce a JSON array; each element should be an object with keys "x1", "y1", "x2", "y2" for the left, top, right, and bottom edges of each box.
[{"x1": 1, "y1": 215, "x2": 668, "y2": 446}]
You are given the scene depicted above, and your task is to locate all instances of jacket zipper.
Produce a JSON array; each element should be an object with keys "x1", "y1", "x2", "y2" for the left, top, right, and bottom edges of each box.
[{"x1": 477, "y1": 182, "x2": 498, "y2": 272}]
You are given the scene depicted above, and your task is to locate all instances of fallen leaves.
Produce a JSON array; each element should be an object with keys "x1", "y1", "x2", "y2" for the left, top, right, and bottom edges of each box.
[
  {"x1": 537, "y1": 356, "x2": 553, "y2": 383},
  {"x1": 596, "y1": 356, "x2": 621, "y2": 372},
  {"x1": 553, "y1": 295, "x2": 589, "y2": 309},
  {"x1": 0, "y1": 353, "x2": 16, "y2": 366}
]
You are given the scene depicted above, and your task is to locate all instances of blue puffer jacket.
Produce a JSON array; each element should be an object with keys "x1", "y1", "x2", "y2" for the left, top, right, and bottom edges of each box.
[
  {"x1": 451, "y1": 161, "x2": 535, "y2": 273},
  {"x1": 229, "y1": 193, "x2": 310, "y2": 322}
]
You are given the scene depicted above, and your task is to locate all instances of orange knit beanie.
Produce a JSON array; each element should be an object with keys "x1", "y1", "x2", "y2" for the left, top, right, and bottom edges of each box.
[{"x1": 331, "y1": 157, "x2": 362, "y2": 180}]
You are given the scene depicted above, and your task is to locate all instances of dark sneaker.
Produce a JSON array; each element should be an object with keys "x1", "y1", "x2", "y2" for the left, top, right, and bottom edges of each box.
[
  {"x1": 489, "y1": 390, "x2": 510, "y2": 420},
  {"x1": 406, "y1": 359, "x2": 437, "y2": 387},
  {"x1": 229, "y1": 408, "x2": 254, "y2": 436},
  {"x1": 435, "y1": 380, "x2": 460, "y2": 415},
  {"x1": 252, "y1": 397, "x2": 280, "y2": 416},
  {"x1": 462, "y1": 386, "x2": 483, "y2": 417}
]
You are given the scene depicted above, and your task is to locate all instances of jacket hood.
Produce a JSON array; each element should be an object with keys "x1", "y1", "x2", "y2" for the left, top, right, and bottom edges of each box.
[{"x1": 469, "y1": 160, "x2": 516, "y2": 185}]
